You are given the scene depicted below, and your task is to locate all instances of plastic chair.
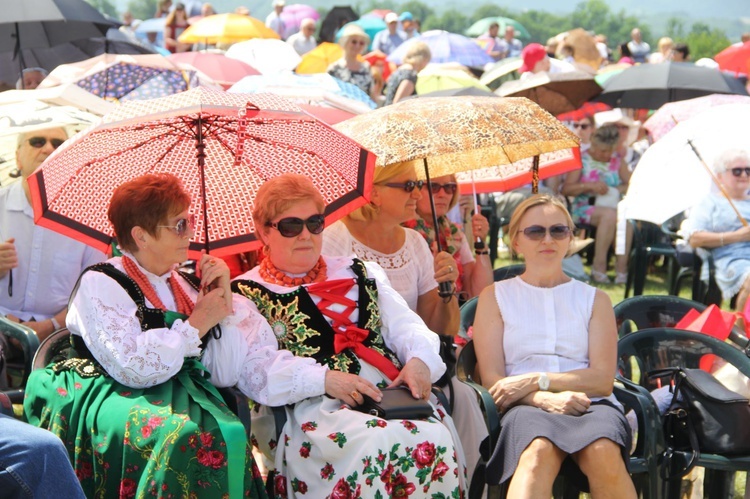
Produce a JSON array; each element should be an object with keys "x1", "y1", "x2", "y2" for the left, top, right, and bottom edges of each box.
[
  {"x1": 0, "y1": 315, "x2": 40, "y2": 386},
  {"x1": 492, "y1": 264, "x2": 526, "y2": 282},
  {"x1": 456, "y1": 340, "x2": 663, "y2": 499},
  {"x1": 624, "y1": 220, "x2": 679, "y2": 299},
  {"x1": 618, "y1": 328, "x2": 750, "y2": 498}
]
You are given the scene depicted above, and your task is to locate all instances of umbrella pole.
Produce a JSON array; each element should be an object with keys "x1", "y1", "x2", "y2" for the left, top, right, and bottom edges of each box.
[
  {"x1": 423, "y1": 158, "x2": 453, "y2": 299},
  {"x1": 14, "y1": 23, "x2": 27, "y2": 89},
  {"x1": 531, "y1": 155, "x2": 540, "y2": 194},
  {"x1": 471, "y1": 171, "x2": 482, "y2": 246},
  {"x1": 195, "y1": 115, "x2": 211, "y2": 252},
  {"x1": 686, "y1": 138, "x2": 748, "y2": 227}
]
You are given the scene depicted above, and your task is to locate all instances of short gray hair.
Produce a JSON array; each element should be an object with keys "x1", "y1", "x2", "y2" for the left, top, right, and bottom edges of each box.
[
  {"x1": 15, "y1": 67, "x2": 48, "y2": 89},
  {"x1": 713, "y1": 149, "x2": 750, "y2": 175}
]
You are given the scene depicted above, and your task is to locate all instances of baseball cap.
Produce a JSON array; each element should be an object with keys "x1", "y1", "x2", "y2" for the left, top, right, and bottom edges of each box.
[
  {"x1": 384, "y1": 12, "x2": 398, "y2": 24},
  {"x1": 519, "y1": 43, "x2": 547, "y2": 73},
  {"x1": 399, "y1": 12, "x2": 413, "y2": 21},
  {"x1": 272, "y1": 0, "x2": 285, "y2": 6}
]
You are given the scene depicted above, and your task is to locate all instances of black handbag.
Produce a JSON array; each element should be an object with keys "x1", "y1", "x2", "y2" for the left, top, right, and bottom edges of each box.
[
  {"x1": 649, "y1": 367, "x2": 750, "y2": 479},
  {"x1": 355, "y1": 387, "x2": 434, "y2": 420}
]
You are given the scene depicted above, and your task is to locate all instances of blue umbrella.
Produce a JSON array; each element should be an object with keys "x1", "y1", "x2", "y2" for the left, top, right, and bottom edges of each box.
[
  {"x1": 334, "y1": 18, "x2": 387, "y2": 51},
  {"x1": 387, "y1": 30, "x2": 493, "y2": 68}
]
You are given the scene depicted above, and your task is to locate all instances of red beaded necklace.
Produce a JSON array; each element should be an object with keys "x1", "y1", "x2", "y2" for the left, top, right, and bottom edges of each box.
[
  {"x1": 258, "y1": 256, "x2": 328, "y2": 287},
  {"x1": 122, "y1": 255, "x2": 194, "y2": 315}
]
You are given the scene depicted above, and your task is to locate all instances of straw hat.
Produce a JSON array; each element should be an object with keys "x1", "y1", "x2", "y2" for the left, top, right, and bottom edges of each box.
[{"x1": 339, "y1": 24, "x2": 370, "y2": 49}]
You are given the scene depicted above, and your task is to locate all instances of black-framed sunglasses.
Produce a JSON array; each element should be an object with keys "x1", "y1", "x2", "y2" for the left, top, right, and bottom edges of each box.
[
  {"x1": 157, "y1": 214, "x2": 195, "y2": 238},
  {"x1": 521, "y1": 224, "x2": 572, "y2": 241},
  {"x1": 381, "y1": 180, "x2": 425, "y2": 192},
  {"x1": 730, "y1": 167, "x2": 750, "y2": 177},
  {"x1": 27, "y1": 137, "x2": 65, "y2": 149},
  {"x1": 266, "y1": 214, "x2": 325, "y2": 238},
  {"x1": 424, "y1": 182, "x2": 458, "y2": 195}
]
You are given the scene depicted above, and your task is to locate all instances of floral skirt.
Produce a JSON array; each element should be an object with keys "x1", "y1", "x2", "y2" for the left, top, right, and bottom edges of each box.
[
  {"x1": 24, "y1": 358, "x2": 267, "y2": 499},
  {"x1": 253, "y1": 363, "x2": 465, "y2": 498}
]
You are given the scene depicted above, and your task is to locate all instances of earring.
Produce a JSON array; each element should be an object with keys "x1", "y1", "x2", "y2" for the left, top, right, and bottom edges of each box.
[{"x1": 262, "y1": 244, "x2": 270, "y2": 255}]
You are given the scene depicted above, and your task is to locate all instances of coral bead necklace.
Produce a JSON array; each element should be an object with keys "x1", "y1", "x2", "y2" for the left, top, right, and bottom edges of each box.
[
  {"x1": 122, "y1": 255, "x2": 194, "y2": 315},
  {"x1": 259, "y1": 256, "x2": 328, "y2": 287}
]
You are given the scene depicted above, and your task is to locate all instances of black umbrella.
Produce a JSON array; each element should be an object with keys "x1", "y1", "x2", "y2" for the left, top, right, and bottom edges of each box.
[
  {"x1": 319, "y1": 6, "x2": 358, "y2": 43},
  {"x1": 596, "y1": 62, "x2": 749, "y2": 109},
  {"x1": 2, "y1": 0, "x2": 118, "y2": 85}
]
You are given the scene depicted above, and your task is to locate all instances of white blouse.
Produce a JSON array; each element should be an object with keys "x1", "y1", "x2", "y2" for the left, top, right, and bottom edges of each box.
[
  {"x1": 67, "y1": 254, "x2": 268, "y2": 390},
  {"x1": 322, "y1": 221, "x2": 438, "y2": 311},
  {"x1": 233, "y1": 255, "x2": 445, "y2": 407}
]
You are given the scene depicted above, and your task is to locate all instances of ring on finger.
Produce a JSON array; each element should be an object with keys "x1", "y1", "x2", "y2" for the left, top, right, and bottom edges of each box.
[
  {"x1": 448, "y1": 266, "x2": 453, "y2": 273},
  {"x1": 351, "y1": 390, "x2": 359, "y2": 400},
  {"x1": 209, "y1": 259, "x2": 217, "y2": 266}
]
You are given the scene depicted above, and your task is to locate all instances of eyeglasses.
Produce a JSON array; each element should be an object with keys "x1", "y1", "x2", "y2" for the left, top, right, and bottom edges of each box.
[
  {"x1": 381, "y1": 180, "x2": 425, "y2": 192},
  {"x1": 521, "y1": 224, "x2": 572, "y2": 241},
  {"x1": 424, "y1": 182, "x2": 458, "y2": 195},
  {"x1": 572, "y1": 123, "x2": 591, "y2": 130},
  {"x1": 349, "y1": 39, "x2": 366, "y2": 46},
  {"x1": 730, "y1": 167, "x2": 750, "y2": 177},
  {"x1": 26, "y1": 137, "x2": 64, "y2": 149},
  {"x1": 266, "y1": 214, "x2": 325, "y2": 237},
  {"x1": 157, "y1": 214, "x2": 195, "y2": 238}
]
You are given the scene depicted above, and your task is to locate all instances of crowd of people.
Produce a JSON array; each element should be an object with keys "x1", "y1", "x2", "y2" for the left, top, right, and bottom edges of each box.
[{"x1": 2, "y1": 1, "x2": 750, "y2": 497}]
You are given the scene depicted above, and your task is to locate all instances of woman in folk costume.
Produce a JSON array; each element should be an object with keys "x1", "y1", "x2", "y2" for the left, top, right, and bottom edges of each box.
[
  {"x1": 232, "y1": 174, "x2": 465, "y2": 498},
  {"x1": 24, "y1": 173, "x2": 267, "y2": 498}
]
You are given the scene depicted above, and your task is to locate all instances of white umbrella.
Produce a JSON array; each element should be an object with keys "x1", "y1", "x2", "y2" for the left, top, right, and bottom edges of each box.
[
  {"x1": 0, "y1": 83, "x2": 114, "y2": 115},
  {"x1": 620, "y1": 104, "x2": 750, "y2": 225},
  {"x1": 225, "y1": 39, "x2": 302, "y2": 75}
]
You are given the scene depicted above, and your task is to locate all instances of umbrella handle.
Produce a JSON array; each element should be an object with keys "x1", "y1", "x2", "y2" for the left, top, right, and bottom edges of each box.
[{"x1": 423, "y1": 159, "x2": 454, "y2": 300}]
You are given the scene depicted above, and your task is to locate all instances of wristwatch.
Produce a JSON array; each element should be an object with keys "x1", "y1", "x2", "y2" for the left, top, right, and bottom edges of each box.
[{"x1": 538, "y1": 372, "x2": 550, "y2": 391}]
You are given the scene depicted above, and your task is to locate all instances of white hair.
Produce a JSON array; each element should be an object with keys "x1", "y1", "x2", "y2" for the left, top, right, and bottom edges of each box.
[
  {"x1": 15, "y1": 67, "x2": 48, "y2": 89},
  {"x1": 713, "y1": 149, "x2": 750, "y2": 174}
]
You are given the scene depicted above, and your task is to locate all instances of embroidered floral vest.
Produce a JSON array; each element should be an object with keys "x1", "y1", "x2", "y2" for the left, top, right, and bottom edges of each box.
[{"x1": 232, "y1": 259, "x2": 402, "y2": 376}]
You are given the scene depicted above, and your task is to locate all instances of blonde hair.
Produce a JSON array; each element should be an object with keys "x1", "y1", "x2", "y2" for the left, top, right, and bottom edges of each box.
[
  {"x1": 403, "y1": 41, "x2": 431, "y2": 67},
  {"x1": 347, "y1": 161, "x2": 417, "y2": 222},
  {"x1": 507, "y1": 194, "x2": 573, "y2": 256},
  {"x1": 252, "y1": 174, "x2": 325, "y2": 241}
]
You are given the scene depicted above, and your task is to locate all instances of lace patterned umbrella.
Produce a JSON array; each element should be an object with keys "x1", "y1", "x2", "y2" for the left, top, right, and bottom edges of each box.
[
  {"x1": 643, "y1": 94, "x2": 750, "y2": 142},
  {"x1": 27, "y1": 87, "x2": 375, "y2": 257}
]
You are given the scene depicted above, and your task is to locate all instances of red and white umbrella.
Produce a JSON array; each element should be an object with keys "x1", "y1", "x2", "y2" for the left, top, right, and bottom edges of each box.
[
  {"x1": 168, "y1": 52, "x2": 260, "y2": 90},
  {"x1": 28, "y1": 87, "x2": 375, "y2": 257}
]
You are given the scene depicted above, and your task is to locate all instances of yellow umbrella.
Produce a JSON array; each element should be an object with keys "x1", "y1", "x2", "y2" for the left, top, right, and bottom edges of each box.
[
  {"x1": 178, "y1": 13, "x2": 279, "y2": 45},
  {"x1": 415, "y1": 66, "x2": 490, "y2": 95},
  {"x1": 296, "y1": 42, "x2": 343, "y2": 74}
]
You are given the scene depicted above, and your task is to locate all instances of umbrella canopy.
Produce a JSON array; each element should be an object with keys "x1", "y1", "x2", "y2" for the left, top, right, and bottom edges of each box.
[
  {"x1": 715, "y1": 41, "x2": 750, "y2": 76},
  {"x1": 363, "y1": 50, "x2": 396, "y2": 82},
  {"x1": 497, "y1": 70, "x2": 602, "y2": 116},
  {"x1": 415, "y1": 65, "x2": 490, "y2": 94},
  {"x1": 38, "y1": 53, "x2": 214, "y2": 102},
  {"x1": 296, "y1": 42, "x2": 343, "y2": 74},
  {"x1": 643, "y1": 93, "x2": 750, "y2": 141},
  {"x1": 564, "y1": 28, "x2": 603, "y2": 72},
  {"x1": 229, "y1": 72, "x2": 375, "y2": 114},
  {"x1": 28, "y1": 87, "x2": 376, "y2": 257},
  {"x1": 0, "y1": 83, "x2": 115, "y2": 115},
  {"x1": 168, "y1": 52, "x2": 260, "y2": 90},
  {"x1": 479, "y1": 57, "x2": 522, "y2": 89},
  {"x1": 333, "y1": 96, "x2": 580, "y2": 178},
  {"x1": 362, "y1": 10, "x2": 393, "y2": 20},
  {"x1": 596, "y1": 62, "x2": 749, "y2": 109},
  {"x1": 388, "y1": 30, "x2": 493, "y2": 68},
  {"x1": 177, "y1": 13, "x2": 279, "y2": 45},
  {"x1": 134, "y1": 18, "x2": 166, "y2": 34},
  {"x1": 319, "y1": 6, "x2": 358, "y2": 44},
  {"x1": 414, "y1": 87, "x2": 496, "y2": 99},
  {"x1": 556, "y1": 101, "x2": 611, "y2": 122},
  {"x1": 280, "y1": 4, "x2": 320, "y2": 35},
  {"x1": 464, "y1": 16, "x2": 530, "y2": 39},
  {"x1": 620, "y1": 104, "x2": 750, "y2": 225},
  {"x1": 225, "y1": 39, "x2": 302, "y2": 75}
]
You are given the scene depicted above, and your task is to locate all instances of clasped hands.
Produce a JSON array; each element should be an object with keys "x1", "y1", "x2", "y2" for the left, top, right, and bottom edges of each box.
[{"x1": 489, "y1": 373, "x2": 591, "y2": 416}]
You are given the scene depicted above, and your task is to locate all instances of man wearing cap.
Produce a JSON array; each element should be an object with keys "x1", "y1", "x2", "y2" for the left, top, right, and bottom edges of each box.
[
  {"x1": 0, "y1": 127, "x2": 105, "y2": 361},
  {"x1": 372, "y1": 12, "x2": 405, "y2": 55},
  {"x1": 266, "y1": 0, "x2": 287, "y2": 39},
  {"x1": 287, "y1": 18, "x2": 317, "y2": 55},
  {"x1": 499, "y1": 25, "x2": 523, "y2": 58},
  {"x1": 399, "y1": 12, "x2": 418, "y2": 39},
  {"x1": 519, "y1": 43, "x2": 550, "y2": 79}
]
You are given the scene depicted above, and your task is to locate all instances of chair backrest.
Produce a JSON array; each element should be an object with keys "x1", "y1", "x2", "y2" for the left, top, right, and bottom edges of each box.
[
  {"x1": 492, "y1": 264, "x2": 525, "y2": 282},
  {"x1": 630, "y1": 219, "x2": 675, "y2": 250},
  {"x1": 458, "y1": 296, "x2": 478, "y2": 341},
  {"x1": 32, "y1": 328, "x2": 72, "y2": 370},
  {"x1": 0, "y1": 316, "x2": 40, "y2": 385},
  {"x1": 614, "y1": 295, "x2": 706, "y2": 336}
]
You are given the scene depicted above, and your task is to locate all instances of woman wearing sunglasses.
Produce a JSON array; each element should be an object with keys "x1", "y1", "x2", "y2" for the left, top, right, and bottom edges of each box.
[
  {"x1": 472, "y1": 194, "x2": 636, "y2": 498},
  {"x1": 685, "y1": 149, "x2": 750, "y2": 312},
  {"x1": 232, "y1": 173, "x2": 464, "y2": 498},
  {"x1": 327, "y1": 24, "x2": 378, "y2": 101},
  {"x1": 404, "y1": 174, "x2": 493, "y2": 301},
  {"x1": 24, "y1": 173, "x2": 267, "y2": 498}
]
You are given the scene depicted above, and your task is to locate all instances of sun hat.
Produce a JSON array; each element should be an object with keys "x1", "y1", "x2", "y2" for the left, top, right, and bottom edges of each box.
[
  {"x1": 384, "y1": 12, "x2": 398, "y2": 24},
  {"x1": 519, "y1": 43, "x2": 547, "y2": 73},
  {"x1": 339, "y1": 24, "x2": 371, "y2": 48},
  {"x1": 271, "y1": 0, "x2": 285, "y2": 6}
]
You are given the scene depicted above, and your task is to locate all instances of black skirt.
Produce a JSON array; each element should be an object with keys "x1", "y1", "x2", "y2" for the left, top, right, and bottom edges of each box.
[{"x1": 486, "y1": 400, "x2": 632, "y2": 486}]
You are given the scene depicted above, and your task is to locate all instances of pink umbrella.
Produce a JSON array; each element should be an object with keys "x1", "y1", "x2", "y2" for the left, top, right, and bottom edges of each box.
[
  {"x1": 168, "y1": 52, "x2": 260, "y2": 90},
  {"x1": 643, "y1": 93, "x2": 750, "y2": 141},
  {"x1": 280, "y1": 4, "x2": 320, "y2": 34}
]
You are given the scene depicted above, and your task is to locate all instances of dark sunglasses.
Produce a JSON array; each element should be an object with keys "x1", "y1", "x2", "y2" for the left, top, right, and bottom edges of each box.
[
  {"x1": 730, "y1": 167, "x2": 750, "y2": 177},
  {"x1": 27, "y1": 137, "x2": 64, "y2": 149},
  {"x1": 424, "y1": 182, "x2": 458, "y2": 195},
  {"x1": 382, "y1": 180, "x2": 425, "y2": 192},
  {"x1": 157, "y1": 214, "x2": 195, "y2": 238},
  {"x1": 521, "y1": 224, "x2": 572, "y2": 241},
  {"x1": 266, "y1": 214, "x2": 325, "y2": 237},
  {"x1": 572, "y1": 123, "x2": 591, "y2": 130}
]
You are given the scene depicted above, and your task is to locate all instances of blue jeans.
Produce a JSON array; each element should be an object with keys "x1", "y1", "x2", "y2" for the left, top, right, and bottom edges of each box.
[{"x1": 0, "y1": 414, "x2": 84, "y2": 498}]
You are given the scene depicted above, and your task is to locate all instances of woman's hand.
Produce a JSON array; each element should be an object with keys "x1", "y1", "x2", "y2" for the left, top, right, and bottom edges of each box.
[
  {"x1": 325, "y1": 370, "x2": 382, "y2": 407},
  {"x1": 589, "y1": 181, "x2": 610, "y2": 195},
  {"x1": 471, "y1": 213, "x2": 490, "y2": 241},
  {"x1": 388, "y1": 358, "x2": 432, "y2": 400},
  {"x1": 190, "y1": 287, "x2": 231, "y2": 337},
  {"x1": 197, "y1": 254, "x2": 232, "y2": 309},
  {"x1": 489, "y1": 373, "x2": 538, "y2": 412},
  {"x1": 538, "y1": 391, "x2": 591, "y2": 416},
  {"x1": 433, "y1": 250, "x2": 458, "y2": 285},
  {"x1": 0, "y1": 238, "x2": 17, "y2": 278}
]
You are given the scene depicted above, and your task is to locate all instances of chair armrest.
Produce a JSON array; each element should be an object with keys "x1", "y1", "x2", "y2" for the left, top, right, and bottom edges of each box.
[
  {"x1": 614, "y1": 376, "x2": 665, "y2": 461},
  {"x1": 459, "y1": 377, "x2": 500, "y2": 453},
  {"x1": 0, "y1": 316, "x2": 40, "y2": 384}
]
